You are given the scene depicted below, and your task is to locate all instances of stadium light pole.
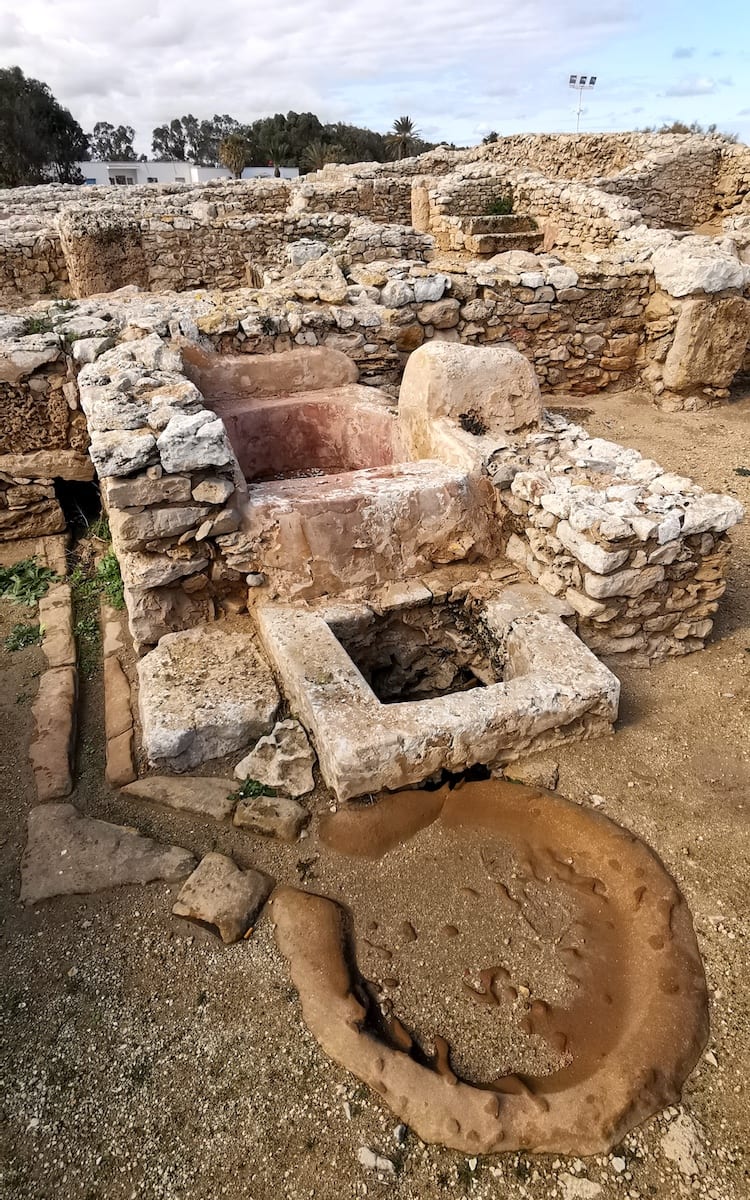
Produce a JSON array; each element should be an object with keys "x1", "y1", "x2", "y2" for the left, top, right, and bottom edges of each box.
[{"x1": 569, "y1": 74, "x2": 598, "y2": 133}]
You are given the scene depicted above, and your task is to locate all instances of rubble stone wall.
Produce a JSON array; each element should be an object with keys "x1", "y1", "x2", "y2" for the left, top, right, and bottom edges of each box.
[{"x1": 489, "y1": 418, "x2": 742, "y2": 664}]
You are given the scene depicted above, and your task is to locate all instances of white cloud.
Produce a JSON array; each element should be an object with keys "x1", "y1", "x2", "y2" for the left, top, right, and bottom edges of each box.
[
  {"x1": 0, "y1": 0, "x2": 637, "y2": 150},
  {"x1": 665, "y1": 75, "x2": 721, "y2": 97}
]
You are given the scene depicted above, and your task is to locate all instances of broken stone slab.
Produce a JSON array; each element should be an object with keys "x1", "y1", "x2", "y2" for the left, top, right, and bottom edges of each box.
[
  {"x1": 122, "y1": 776, "x2": 236, "y2": 821},
  {"x1": 172, "y1": 852, "x2": 273, "y2": 943},
  {"x1": 0, "y1": 337, "x2": 61, "y2": 385},
  {"x1": 0, "y1": 450, "x2": 94, "y2": 482},
  {"x1": 234, "y1": 719, "x2": 316, "y2": 797},
  {"x1": 29, "y1": 667, "x2": 77, "y2": 802},
  {"x1": 20, "y1": 804, "x2": 195, "y2": 904},
  {"x1": 233, "y1": 794, "x2": 310, "y2": 842},
  {"x1": 138, "y1": 625, "x2": 279, "y2": 771},
  {"x1": 662, "y1": 297, "x2": 750, "y2": 391}
]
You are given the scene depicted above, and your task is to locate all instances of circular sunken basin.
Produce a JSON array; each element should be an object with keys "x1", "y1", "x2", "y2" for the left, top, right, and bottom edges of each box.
[{"x1": 270, "y1": 780, "x2": 708, "y2": 1156}]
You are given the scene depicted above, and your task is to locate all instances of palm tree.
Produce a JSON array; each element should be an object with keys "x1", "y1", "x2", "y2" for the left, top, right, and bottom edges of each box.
[
  {"x1": 218, "y1": 133, "x2": 250, "y2": 179},
  {"x1": 386, "y1": 116, "x2": 421, "y2": 161},
  {"x1": 264, "y1": 135, "x2": 292, "y2": 177},
  {"x1": 302, "y1": 140, "x2": 347, "y2": 171}
]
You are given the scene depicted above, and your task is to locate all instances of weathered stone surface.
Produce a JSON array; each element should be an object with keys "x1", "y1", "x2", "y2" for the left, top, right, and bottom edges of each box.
[
  {"x1": 0, "y1": 338, "x2": 60, "y2": 385},
  {"x1": 156, "y1": 412, "x2": 235, "y2": 473},
  {"x1": 400, "y1": 341, "x2": 542, "y2": 446},
  {"x1": 172, "y1": 852, "x2": 273, "y2": 943},
  {"x1": 0, "y1": 450, "x2": 94, "y2": 481},
  {"x1": 416, "y1": 299, "x2": 460, "y2": 328},
  {"x1": 29, "y1": 667, "x2": 76, "y2": 802},
  {"x1": 662, "y1": 297, "x2": 750, "y2": 391},
  {"x1": 651, "y1": 240, "x2": 746, "y2": 297},
  {"x1": 39, "y1": 584, "x2": 75, "y2": 669},
  {"x1": 110, "y1": 505, "x2": 211, "y2": 550},
  {"x1": 556, "y1": 521, "x2": 631, "y2": 575},
  {"x1": 233, "y1": 794, "x2": 310, "y2": 842},
  {"x1": 583, "y1": 564, "x2": 665, "y2": 600},
  {"x1": 287, "y1": 239, "x2": 327, "y2": 268},
  {"x1": 118, "y1": 548, "x2": 209, "y2": 590},
  {"x1": 138, "y1": 625, "x2": 280, "y2": 771},
  {"x1": 106, "y1": 728, "x2": 136, "y2": 788},
  {"x1": 123, "y1": 776, "x2": 236, "y2": 821},
  {"x1": 291, "y1": 253, "x2": 349, "y2": 304},
  {"x1": 103, "y1": 473, "x2": 192, "y2": 508},
  {"x1": 234, "y1": 719, "x2": 316, "y2": 797},
  {"x1": 103, "y1": 654, "x2": 132, "y2": 741},
  {"x1": 20, "y1": 804, "x2": 195, "y2": 903},
  {"x1": 257, "y1": 601, "x2": 618, "y2": 801},
  {"x1": 88, "y1": 429, "x2": 157, "y2": 478},
  {"x1": 191, "y1": 477, "x2": 235, "y2": 505}
]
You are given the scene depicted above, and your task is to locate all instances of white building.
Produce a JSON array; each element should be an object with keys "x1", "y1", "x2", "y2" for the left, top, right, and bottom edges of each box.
[{"x1": 77, "y1": 161, "x2": 299, "y2": 186}]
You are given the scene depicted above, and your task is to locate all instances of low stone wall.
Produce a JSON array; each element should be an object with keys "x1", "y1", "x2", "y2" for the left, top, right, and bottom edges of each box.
[
  {"x1": 490, "y1": 416, "x2": 742, "y2": 663},
  {"x1": 0, "y1": 227, "x2": 70, "y2": 307}
]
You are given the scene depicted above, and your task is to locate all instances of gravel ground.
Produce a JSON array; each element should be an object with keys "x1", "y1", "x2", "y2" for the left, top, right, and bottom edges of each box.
[{"x1": 0, "y1": 391, "x2": 748, "y2": 1200}]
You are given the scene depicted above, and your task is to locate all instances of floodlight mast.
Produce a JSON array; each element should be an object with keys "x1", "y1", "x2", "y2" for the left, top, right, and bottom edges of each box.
[{"x1": 569, "y1": 74, "x2": 597, "y2": 133}]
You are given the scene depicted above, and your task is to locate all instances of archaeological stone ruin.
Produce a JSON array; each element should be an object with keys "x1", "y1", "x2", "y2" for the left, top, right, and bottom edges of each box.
[{"x1": 2, "y1": 130, "x2": 748, "y2": 1155}]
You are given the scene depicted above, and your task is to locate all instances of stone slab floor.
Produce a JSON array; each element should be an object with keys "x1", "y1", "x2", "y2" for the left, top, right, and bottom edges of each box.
[{"x1": 0, "y1": 390, "x2": 748, "y2": 1200}]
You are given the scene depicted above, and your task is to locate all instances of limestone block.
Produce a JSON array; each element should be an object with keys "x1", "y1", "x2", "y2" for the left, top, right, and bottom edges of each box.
[
  {"x1": 290, "y1": 253, "x2": 349, "y2": 304},
  {"x1": 88, "y1": 429, "x2": 157, "y2": 478},
  {"x1": 172, "y1": 852, "x2": 273, "y2": 943},
  {"x1": 662, "y1": 297, "x2": 750, "y2": 391},
  {"x1": 583, "y1": 564, "x2": 665, "y2": 600},
  {"x1": 156, "y1": 411, "x2": 235, "y2": 473},
  {"x1": 123, "y1": 776, "x2": 236, "y2": 821},
  {"x1": 20, "y1": 804, "x2": 195, "y2": 903},
  {"x1": 110, "y1": 505, "x2": 211, "y2": 550},
  {"x1": 138, "y1": 625, "x2": 279, "y2": 771},
  {"x1": 38, "y1": 584, "x2": 75, "y2": 669},
  {"x1": 0, "y1": 450, "x2": 94, "y2": 481},
  {"x1": 556, "y1": 521, "x2": 631, "y2": 575},
  {"x1": 233, "y1": 794, "x2": 310, "y2": 842},
  {"x1": 103, "y1": 473, "x2": 192, "y2": 508},
  {"x1": 416, "y1": 299, "x2": 460, "y2": 328},
  {"x1": 29, "y1": 666, "x2": 76, "y2": 802},
  {"x1": 399, "y1": 342, "x2": 542, "y2": 448},
  {"x1": 651, "y1": 240, "x2": 746, "y2": 297},
  {"x1": 413, "y1": 275, "x2": 448, "y2": 303},
  {"x1": 0, "y1": 338, "x2": 60, "y2": 385}
]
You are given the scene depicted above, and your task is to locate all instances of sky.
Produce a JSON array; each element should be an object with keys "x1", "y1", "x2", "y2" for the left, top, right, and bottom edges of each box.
[{"x1": 0, "y1": 0, "x2": 748, "y2": 153}]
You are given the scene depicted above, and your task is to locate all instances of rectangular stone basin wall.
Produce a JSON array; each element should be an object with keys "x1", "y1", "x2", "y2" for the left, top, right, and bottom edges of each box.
[{"x1": 209, "y1": 394, "x2": 406, "y2": 482}]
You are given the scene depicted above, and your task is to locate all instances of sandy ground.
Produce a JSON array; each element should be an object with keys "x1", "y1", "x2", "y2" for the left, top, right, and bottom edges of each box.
[{"x1": 0, "y1": 391, "x2": 748, "y2": 1200}]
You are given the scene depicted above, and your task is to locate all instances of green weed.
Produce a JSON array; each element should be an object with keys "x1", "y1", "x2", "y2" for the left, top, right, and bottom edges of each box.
[
  {"x1": 0, "y1": 559, "x2": 58, "y2": 605},
  {"x1": 4, "y1": 622, "x2": 42, "y2": 651},
  {"x1": 229, "y1": 777, "x2": 276, "y2": 802}
]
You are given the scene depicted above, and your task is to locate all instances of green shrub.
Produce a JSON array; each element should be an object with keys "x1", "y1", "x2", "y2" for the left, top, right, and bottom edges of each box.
[
  {"x1": 229, "y1": 777, "x2": 276, "y2": 802},
  {"x1": 486, "y1": 191, "x2": 513, "y2": 216}
]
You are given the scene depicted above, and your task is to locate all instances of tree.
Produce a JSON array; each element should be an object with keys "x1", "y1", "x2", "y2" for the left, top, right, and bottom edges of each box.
[
  {"x1": 386, "y1": 115, "x2": 421, "y2": 160},
  {"x1": 88, "y1": 121, "x2": 137, "y2": 161},
  {"x1": 151, "y1": 114, "x2": 246, "y2": 165},
  {"x1": 151, "y1": 118, "x2": 187, "y2": 161},
  {"x1": 0, "y1": 66, "x2": 88, "y2": 186},
  {"x1": 483, "y1": 131, "x2": 499, "y2": 144},
  {"x1": 219, "y1": 133, "x2": 250, "y2": 178},
  {"x1": 263, "y1": 134, "x2": 291, "y2": 177},
  {"x1": 302, "y1": 139, "x2": 348, "y2": 171}
]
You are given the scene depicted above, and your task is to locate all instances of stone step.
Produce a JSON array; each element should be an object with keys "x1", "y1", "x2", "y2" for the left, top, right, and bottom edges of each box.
[
  {"x1": 463, "y1": 214, "x2": 538, "y2": 236},
  {"x1": 466, "y1": 229, "x2": 545, "y2": 256}
]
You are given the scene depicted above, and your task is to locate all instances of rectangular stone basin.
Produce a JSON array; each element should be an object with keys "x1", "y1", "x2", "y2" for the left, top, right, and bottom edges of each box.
[
  {"x1": 257, "y1": 587, "x2": 620, "y2": 800},
  {"x1": 207, "y1": 386, "x2": 406, "y2": 483}
]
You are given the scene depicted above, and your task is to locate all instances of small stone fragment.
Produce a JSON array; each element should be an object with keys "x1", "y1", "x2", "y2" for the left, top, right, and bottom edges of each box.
[
  {"x1": 172, "y1": 852, "x2": 273, "y2": 943},
  {"x1": 233, "y1": 794, "x2": 310, "y2": 842},
  {"x1": 234, "y1": 719, "x2": 316, "y2": 797},
  {"x1": 356, "y1": 1147, "x2": 396, "y2": 1175}
]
